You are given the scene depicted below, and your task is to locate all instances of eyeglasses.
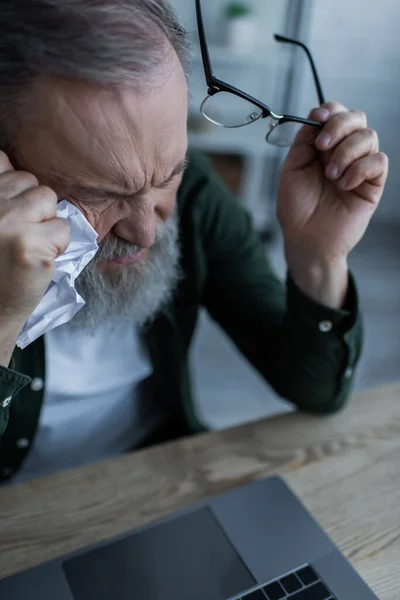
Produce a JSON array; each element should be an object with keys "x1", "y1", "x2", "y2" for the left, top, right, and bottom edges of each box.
[{"x1": 195, "y1": 0, "x2": 326, "y2": 147}]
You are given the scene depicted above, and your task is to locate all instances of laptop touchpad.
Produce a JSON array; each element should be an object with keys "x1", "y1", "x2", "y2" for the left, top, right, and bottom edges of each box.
[{"x1": 63, "y1": 508, "x2": 256, "y2": 600}]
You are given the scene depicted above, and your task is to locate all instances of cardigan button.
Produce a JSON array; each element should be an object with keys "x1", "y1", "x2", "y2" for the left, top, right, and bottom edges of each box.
[
  {"x1": 30, "y1": 378, "x2": 44, "y2": 392},
  {"x1": 16, "y1": 438, "x2": 30, "y2": 449},
  {"x1": 318, "y1": 320, "x2": 333, "y2": 333}
]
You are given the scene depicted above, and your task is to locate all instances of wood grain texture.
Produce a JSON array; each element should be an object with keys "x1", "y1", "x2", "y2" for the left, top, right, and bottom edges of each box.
[{"x1": 1, "y1": 383, "x2": 400, "y2": 598}]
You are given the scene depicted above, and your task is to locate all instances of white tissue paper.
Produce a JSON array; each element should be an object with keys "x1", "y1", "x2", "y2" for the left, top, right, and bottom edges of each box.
[{"x1": 17, "y1": 200, "x2": 99, "y2": 349}]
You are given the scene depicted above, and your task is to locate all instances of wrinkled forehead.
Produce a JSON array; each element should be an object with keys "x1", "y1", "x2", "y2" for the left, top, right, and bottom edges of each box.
[{"x1": 13, "y1": 60, "x2": 189, "y2": 188}]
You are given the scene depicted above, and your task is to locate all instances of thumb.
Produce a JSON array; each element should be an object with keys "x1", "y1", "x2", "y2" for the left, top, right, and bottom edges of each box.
[
  {"x1": 281, "y1": 108, "x2": 329, "y2": 173},
  {"x1": 36, "y1": 218, "x2": 71, "y2": 265}
]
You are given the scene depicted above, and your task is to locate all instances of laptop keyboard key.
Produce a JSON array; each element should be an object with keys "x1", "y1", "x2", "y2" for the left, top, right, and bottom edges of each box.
[
  {"x1": 280, "y1": 574, "x2": 302, "y2": 593},
  {"x1": 263, "y1": 580, "x2": 286, "y2": 599},
  {"x1": 296, "y1": 566, "x2": 319, "y2": 586},
  {"x1": 288, "y1": 581, "x2": 331, "y2": 600},
  {"x1": 243, "y1": 590, "x2": 267, "y2": 600}
]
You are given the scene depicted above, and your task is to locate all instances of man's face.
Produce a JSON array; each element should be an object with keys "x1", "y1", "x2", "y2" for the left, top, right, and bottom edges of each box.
[{"x1": 14, "y1": 51, "x2": 189, "y2": 329}]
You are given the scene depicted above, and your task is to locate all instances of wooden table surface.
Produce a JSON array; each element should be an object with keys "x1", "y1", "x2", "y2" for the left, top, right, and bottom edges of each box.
[{"x1": 1, "y1": 383, "x2": 400, "y2": 598}]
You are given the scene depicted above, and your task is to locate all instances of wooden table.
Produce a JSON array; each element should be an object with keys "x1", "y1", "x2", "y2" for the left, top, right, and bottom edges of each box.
[{"x1": 1, "y1": 383, "x2": 400, "y2": 598}]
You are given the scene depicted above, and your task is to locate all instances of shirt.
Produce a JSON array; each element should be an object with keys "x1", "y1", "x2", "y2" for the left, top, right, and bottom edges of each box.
[
  {"x1": 0, "y1": 151, "x2": 362, "y2": 482},
  {"x1": 12, "y1": 322, "x2": 157, "y2": 483}
]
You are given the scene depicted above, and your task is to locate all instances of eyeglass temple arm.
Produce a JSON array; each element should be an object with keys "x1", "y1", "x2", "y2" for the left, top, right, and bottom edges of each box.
[
  {"x1": 274, "y1": 34, "x2": 326, "y2": 106},
  {"x1": 195, "y1": 0, "x2": 215, "y2": 87}
]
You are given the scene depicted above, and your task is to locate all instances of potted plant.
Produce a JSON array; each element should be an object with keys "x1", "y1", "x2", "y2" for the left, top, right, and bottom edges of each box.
[{"x1": 225, "y1": 1, "x2": 257, "y2": 50}]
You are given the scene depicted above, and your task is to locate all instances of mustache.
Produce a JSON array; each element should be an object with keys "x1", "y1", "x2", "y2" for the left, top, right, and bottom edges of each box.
[{"x1": 94, "y1": 221, "x2": 167, "y2": 261}]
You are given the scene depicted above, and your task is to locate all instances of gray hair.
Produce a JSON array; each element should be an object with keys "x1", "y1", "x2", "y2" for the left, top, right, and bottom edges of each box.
[{"x1": 0, "y1": 0, "x2": 190, "y2": 151}]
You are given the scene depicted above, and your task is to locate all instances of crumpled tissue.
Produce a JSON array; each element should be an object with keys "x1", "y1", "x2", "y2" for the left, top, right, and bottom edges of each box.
[{"x1": 17, "y1": 200, "x2": 99, "y2": 349}]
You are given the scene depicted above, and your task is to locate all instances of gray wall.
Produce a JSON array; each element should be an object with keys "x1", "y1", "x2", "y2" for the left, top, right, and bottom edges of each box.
[
  {"x1": 169, "y1": 0, "x2": 286, "y2": 42},
  {"x1": 287, "y1": 0, "x2": 400, "y2": 220},
  {"x1": 171, "y1": 0, "x2": 400, "y2": 220}
]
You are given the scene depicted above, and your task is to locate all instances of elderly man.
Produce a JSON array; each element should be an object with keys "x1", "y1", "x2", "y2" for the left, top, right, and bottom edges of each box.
[{"x1": 0, "y1": 0, "x2": 388, "y2": 483}]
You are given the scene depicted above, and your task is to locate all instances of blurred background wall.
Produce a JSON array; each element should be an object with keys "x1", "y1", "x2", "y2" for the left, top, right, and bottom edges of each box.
[{"x1": 169, "y1": 0, "x2": 400, "y2": 429}]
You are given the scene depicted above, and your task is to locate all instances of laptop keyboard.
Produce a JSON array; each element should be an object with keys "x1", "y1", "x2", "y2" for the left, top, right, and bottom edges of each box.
[{"x1": 237, "y1": 565, "x2": 336, "y2": 600}]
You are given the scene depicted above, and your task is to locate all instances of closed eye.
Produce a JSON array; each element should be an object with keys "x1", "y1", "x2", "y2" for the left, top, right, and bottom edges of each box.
[
  {"x1": 157, "y1": 171, "x2": 185, "y2": 190},
  {"x1": 156, "y1": 156, "x2": 189, "y2": 189},
  {"x1": 65, "y1": 155, "x2": 188, "y2": 202},
  {"x1": 68, "y1": 193, "x2": 114, "y2": 205}
]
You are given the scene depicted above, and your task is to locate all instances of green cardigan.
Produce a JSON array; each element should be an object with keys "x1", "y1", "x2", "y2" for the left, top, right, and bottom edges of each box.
[{"x1": 0, "y1": 152, "x2": 362, "y2": 481}]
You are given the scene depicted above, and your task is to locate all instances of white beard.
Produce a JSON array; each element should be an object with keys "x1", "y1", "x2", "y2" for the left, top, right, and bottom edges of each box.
[{"x1": 70, "y1": 215, "x2": 181, "y2": 333}]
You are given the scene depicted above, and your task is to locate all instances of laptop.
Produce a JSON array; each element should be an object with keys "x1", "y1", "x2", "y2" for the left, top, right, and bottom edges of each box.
[{"x1": 0, "y1": 476, "x2": 378, "y2": 599}]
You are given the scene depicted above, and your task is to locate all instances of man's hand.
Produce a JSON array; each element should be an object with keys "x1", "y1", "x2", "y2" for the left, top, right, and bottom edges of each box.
[
  {"x1": 278, "y1": 102, "x2": 389, "y2": 309},
  {"x1": 0, "y1": 150, "x2": 70, "y2": 365}
]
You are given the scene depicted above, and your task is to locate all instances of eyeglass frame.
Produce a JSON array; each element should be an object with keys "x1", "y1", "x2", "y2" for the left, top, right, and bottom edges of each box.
[{"x1": 195, "y1": 0, "x2": 327, "y2": 139}]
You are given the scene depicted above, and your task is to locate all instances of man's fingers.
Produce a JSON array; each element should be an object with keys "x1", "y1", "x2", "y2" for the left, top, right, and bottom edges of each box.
[
  {"x1": 10, "y1": 186, "x2": 58, "y2": 223},
  {"x1": 325, "y1": 128, "x2": 379, "y2": 181},
  {"x1": 309, "y1": 101, "x2": 350, "y2": 123},
  {"x1": 314, "y1": 109, "x2": 368, "y2": 151},
  {"x1": 0, "y1": 150, "x2": 15, "y2": 175},
  {"x1": 0, "y1": 170, "x2": 40, "y2": 201},
  {"x1": 12, "y1": 218, "x2": 70, "y2": 270},
  {"x1": 36, "y1": 218, "x2": 71, "y2": 259},
  {"x1": 0, "y1": 150, "x2": 58, "y2": 223},
  {"x1": 281, "y1": 101, "x2": 364, "y2": 173},
  {"x1": 337, "y1": 152, "x2": 389, "y2": 201}
]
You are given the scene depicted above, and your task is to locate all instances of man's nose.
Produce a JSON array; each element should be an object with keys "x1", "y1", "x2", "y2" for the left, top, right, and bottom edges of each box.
[{"x1": 112, "y1": 202, "x2": 157, "y2": 248}]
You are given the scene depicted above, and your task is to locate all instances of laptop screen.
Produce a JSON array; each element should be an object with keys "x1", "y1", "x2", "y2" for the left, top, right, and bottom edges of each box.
[{"x1": 63, "y1": 507, "x2": 256, "y2": 600}]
